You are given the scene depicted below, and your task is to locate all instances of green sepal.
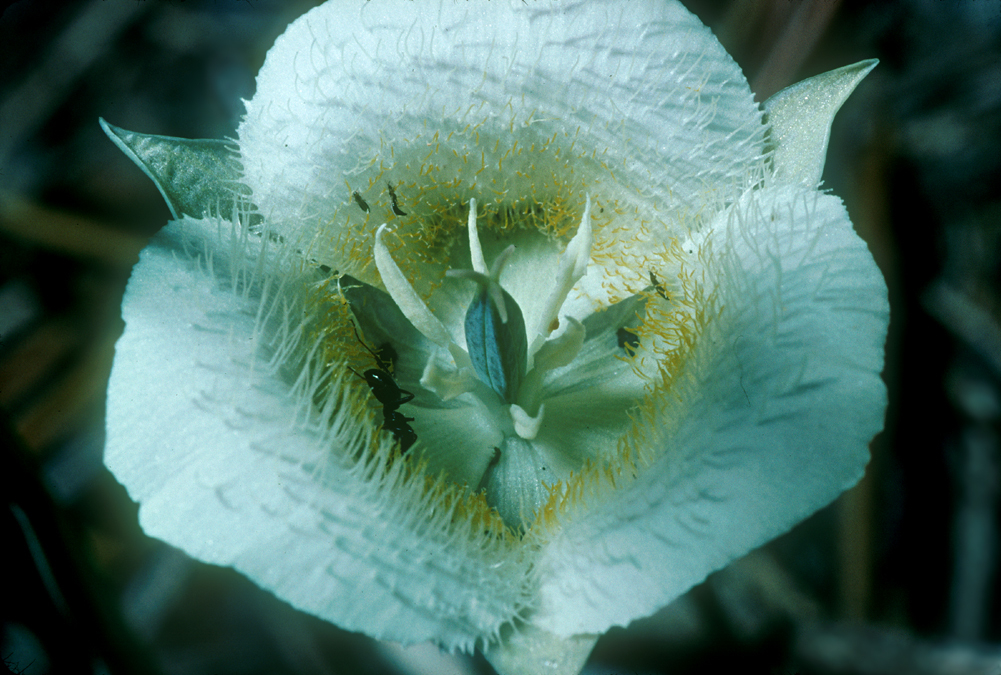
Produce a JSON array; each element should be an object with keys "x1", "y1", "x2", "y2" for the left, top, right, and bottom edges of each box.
[
  {"x1": 762, "y1": 59, "x2": 877, "y2": 186},
  {"x1": 100, "y1": 118, "x2": 253, "y2": 220}
]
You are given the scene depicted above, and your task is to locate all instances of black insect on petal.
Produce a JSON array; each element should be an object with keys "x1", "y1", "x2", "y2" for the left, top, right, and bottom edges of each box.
[
  {"x1": 649, "y1": 270, "x2": 669, "y2": 300},
  {"x1": 349, "y1": 325, "x2": 417, "y2": 453},
  {"x1": 362, "y1": 368, "x2": 414, "y2": 408},
  {"x1": 387, "y1": 182, "x2": 407, "y2": 216},
  {"x1": 382, "y1": 408, "x2": 417, "y2": 454},
  {"x1": 374, "y1": 342, "x2": 398, "y2": 375}
]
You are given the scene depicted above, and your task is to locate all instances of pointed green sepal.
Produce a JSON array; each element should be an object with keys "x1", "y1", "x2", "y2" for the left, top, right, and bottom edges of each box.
[
  {"x1": 99, "y1": 118, "x2": 252, "y2": 220},
  {"x1": 763, "y1": 59, "x2": 877, "y2": 186},
  {"x1": 464, "y1": 283, "x2": 527, "y2": 403}
]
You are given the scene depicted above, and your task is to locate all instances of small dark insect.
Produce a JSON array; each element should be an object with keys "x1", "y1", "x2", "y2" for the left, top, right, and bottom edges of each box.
[
  {"x1": 616, "y1": 327, "x2": 640, "y2": 356},
  {"x1": 353, "y1": 190, "x2": 370, "y2": 213},
  {"x1": 649, "y1": 271, "x2": 669, "y2": 300},
  {"x1": 349, "y1": 326, "x2": 416, "y2": 453},
  {"x1": 360, "y1": 368, "x2": 414, "y2": 408},
  {"x1": 381, "y1": 408, "x2": 417, "y2": 452},
  {"x1": 387, "y1": 182, "x2": 407, "y2": 216},
  {"x1": 373, "y1": 342, "x2": 399, "y2": 375}
]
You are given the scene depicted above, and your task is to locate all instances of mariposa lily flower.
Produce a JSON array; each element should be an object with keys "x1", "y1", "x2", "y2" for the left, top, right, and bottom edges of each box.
[{"x1": 102, "y1": 1, "x2": 888, "y2": 673}]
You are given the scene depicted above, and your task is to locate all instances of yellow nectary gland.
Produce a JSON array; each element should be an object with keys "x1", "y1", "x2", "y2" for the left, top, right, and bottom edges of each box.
[{"x1": 300, "y1": 107, "x2": 658, "y2": 279}]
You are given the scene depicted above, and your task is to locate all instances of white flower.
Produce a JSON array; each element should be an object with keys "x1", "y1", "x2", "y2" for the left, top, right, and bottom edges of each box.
[{"x1": 101, "y1": 1, "x2": 888, "y2": 674}]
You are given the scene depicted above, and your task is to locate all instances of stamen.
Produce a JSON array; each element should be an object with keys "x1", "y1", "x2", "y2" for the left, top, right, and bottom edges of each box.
[
  {"x1": 374, "y1": 224, "x2": 455, "y2": 349},
  {"x1": 532, "y1": 196, "x2": 593, "y2": 347}
]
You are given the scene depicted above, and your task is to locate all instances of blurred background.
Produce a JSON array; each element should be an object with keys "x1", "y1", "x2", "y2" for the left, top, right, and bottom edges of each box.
[{"x1": 2, "y1": 0, "x2": 1000, "y2": 673}]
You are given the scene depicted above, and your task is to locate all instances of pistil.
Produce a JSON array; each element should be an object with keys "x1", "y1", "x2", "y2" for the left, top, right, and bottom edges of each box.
[{"x1": 372, "y1": 198, "x2": 597, "y2": 429}]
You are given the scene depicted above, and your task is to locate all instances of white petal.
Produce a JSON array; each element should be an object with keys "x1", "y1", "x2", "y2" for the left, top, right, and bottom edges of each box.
[
  {"x1": 104, "y1": 218, "x2": 532, "y2": 650},
  {"x1": 238, "y1": 0, "x2": 765, "y2": 268},
  {"x1": 532, "y1": 184, "x2": 888, "y2": 635},
  {"x1": 764, "y1": 60, "x2": 878, "y2": 186}
]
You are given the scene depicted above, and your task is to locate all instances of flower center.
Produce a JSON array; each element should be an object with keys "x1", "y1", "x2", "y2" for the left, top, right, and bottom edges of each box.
[
  {"x1": 341, "y1": 197, "x2": 658, "y2": 530},
  {"x1": 375, "y1": 198, "x2": 593, "y2": 441}
]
